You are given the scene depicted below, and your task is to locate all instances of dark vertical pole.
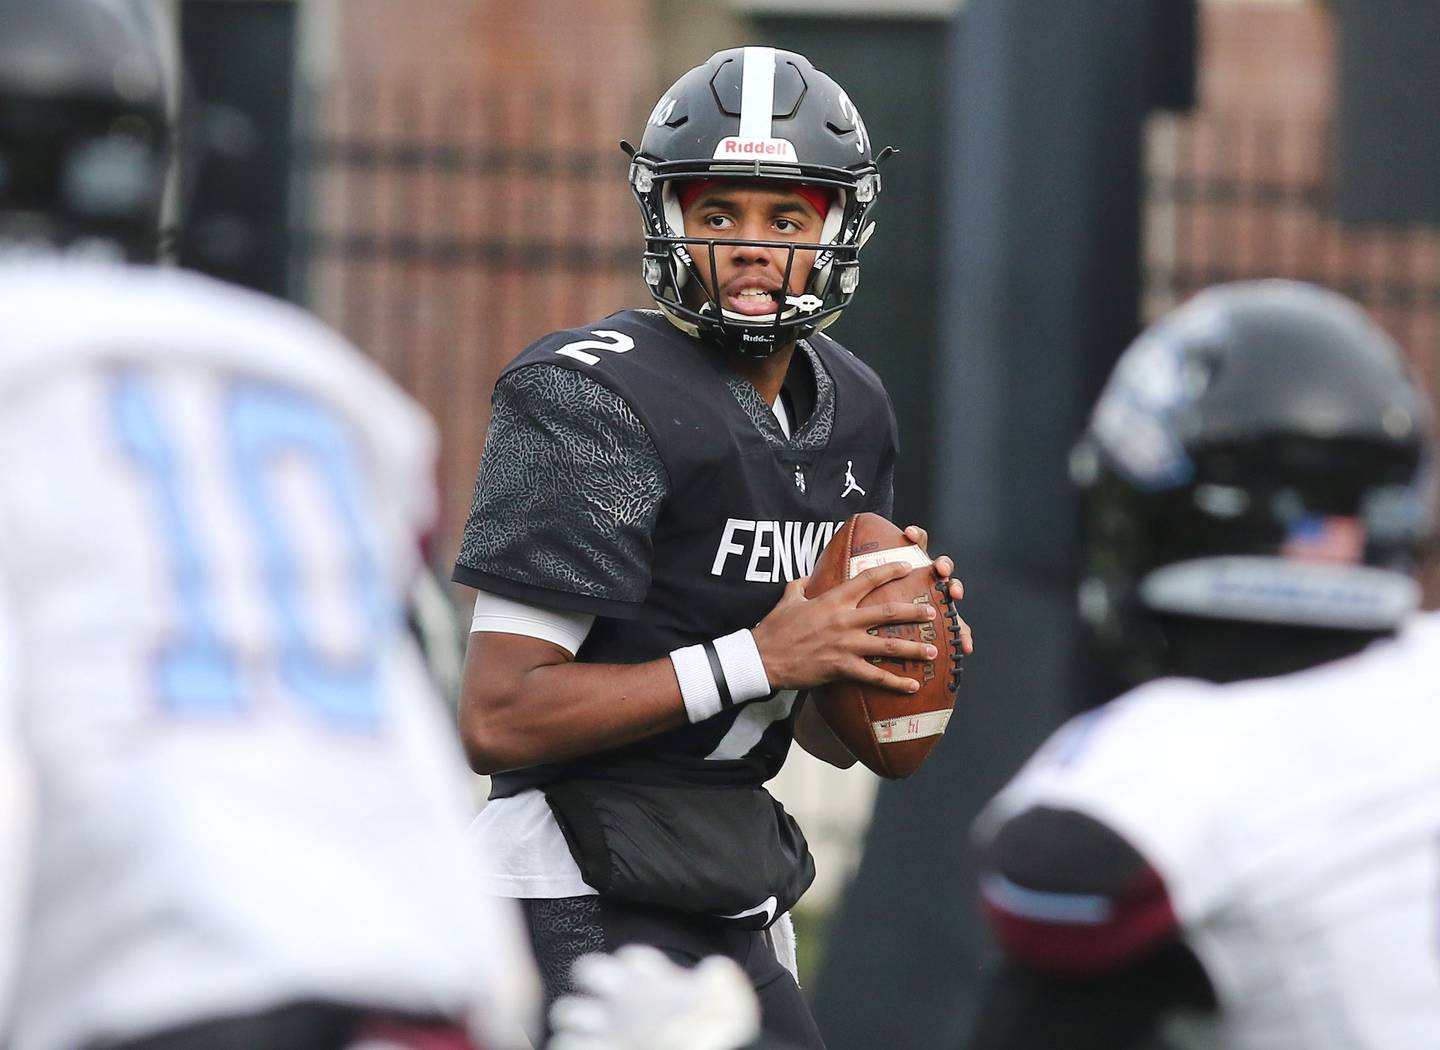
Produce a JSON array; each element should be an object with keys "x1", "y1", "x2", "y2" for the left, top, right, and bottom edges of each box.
[
  {"x1": 178, "y1": 0, "x2": 297, "y2": 299},
  {"x1": 1334, "y1": 0, "x2": 1440, "y2": 225},
  {"x1": 812, "y1": 4, "x2": 1168, "y2": 1048}
]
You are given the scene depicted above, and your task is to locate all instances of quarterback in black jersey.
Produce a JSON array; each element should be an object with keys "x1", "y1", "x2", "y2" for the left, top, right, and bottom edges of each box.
[{"x1": 452, "y1": 47, "x2": 970, "y2": 1048}]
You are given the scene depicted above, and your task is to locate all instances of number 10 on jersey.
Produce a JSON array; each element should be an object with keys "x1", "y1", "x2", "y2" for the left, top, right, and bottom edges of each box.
[{"x1": 113, "y1": 373, "x2": 392, "y2": 729}]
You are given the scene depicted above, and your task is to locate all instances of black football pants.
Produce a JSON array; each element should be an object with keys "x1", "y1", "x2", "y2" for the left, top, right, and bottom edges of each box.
[{"x1": 523, "y1": 895, "x2": 826, "y2": 1050}]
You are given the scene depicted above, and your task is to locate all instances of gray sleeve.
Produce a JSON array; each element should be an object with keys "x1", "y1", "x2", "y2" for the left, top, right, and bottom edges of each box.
[{"x1": 452, "y1": 364, "x2": 669, "y2": 614}]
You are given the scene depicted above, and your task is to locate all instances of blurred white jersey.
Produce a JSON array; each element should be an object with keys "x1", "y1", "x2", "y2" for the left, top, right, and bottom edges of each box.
[
  {"x1": 0, "y1": 263, "x2": 537, "y2": 1050},
  {"x1": 0, "y1": 583, "x2": 33, "y2": 1045},
  {"x1": 981, "y1": 614, "x2": 1440, "y2": 1050}
]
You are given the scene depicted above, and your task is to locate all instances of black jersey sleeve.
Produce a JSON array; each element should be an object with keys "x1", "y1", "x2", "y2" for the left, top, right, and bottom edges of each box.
[{"x1": 452, "y1": 363, "x2": 670, "y2": 617}]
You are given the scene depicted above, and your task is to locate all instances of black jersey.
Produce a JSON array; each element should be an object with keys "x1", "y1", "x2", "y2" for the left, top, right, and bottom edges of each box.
[{"x1": 454, "y1": 309, "x2": 897, "y2": 796}]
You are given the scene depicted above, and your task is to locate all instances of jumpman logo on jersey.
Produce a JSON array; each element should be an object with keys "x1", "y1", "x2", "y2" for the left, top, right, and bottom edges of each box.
[{"x1": 841, "y1": 461, "x2": 866, "y2": 499}]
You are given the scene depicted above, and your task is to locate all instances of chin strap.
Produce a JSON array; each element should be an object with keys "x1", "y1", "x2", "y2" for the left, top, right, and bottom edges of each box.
[{"x1": 658, "y1": 293, "x2": 819, "y2": 359}]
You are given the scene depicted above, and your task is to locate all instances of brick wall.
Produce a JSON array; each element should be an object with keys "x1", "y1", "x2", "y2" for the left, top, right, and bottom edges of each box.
[
  {"x1": 334, "y1": 0, "x2": 655, "y2": 85},
  {"x1": 300, "y1": 0, "x2": 662, "y2": 566},
  {"x1": 1197, "y1": 0, "x2": 1335, "y2": 117}
]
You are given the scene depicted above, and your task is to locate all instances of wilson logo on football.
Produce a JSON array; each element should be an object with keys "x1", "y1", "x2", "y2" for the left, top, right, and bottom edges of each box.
[{"x1": 712, "y1": 137, "x2": 798, "y2": 161}]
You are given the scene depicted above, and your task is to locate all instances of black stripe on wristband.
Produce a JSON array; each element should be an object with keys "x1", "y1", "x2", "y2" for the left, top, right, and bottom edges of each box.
[{"x1": 703, "y1": 640, "x2": 734, "y2": 709}]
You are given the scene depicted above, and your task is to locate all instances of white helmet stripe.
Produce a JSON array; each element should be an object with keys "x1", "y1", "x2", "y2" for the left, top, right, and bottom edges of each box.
[
  {"x1": 739, "y1": 46, "x2": 777, "y2": 139},
  {"x1": 1138, "y1": 556, "x2": 1420, "y2": 630}
]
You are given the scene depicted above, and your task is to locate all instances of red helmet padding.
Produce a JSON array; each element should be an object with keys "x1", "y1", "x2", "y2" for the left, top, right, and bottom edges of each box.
[{"x1": 675, "y1": 178, "x2": 833, "y2": 219}]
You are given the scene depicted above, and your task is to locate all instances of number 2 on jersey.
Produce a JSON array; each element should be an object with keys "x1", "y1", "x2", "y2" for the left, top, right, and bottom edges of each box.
[
  {"x1": 555, "y1": 330, "x2": 635, "y2": 365},
  {"x1": 114, "y1": 373, "x2": 389, "y2": 728}
]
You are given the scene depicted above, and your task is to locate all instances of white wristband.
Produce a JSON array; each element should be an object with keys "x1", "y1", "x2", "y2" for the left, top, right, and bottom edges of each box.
[
  {"x1": 671, "y1": 644, "x2": 723, "y2": 723},
  {"x1": 670, "y1": 629, "x2": 772, "y2": 724},
  {"x1": 713, "y1": 629, "x2": 771, "y2": 704}
]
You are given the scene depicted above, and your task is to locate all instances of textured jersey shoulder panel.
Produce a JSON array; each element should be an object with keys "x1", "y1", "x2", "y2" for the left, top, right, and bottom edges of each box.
[{"x1": 454, "y1": 363, "x2": 668, "y2": 614}]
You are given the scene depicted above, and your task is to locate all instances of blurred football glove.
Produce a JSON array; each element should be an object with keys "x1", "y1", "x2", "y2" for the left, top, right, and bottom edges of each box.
[{"x1": 548, "y1": 945, "x2": 761, "y2": 1050}]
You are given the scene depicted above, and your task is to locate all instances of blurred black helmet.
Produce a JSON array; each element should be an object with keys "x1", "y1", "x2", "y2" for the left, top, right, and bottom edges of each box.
[
  {"x1": 625, "y1": 46, "x2": 890, "y2": 358},
  {"x1": 1073, "y1": 280, "x2": 1434, "y2": 679},
  {"x1": 0, "y1": 0, "x2": 170, "y2": 262}
]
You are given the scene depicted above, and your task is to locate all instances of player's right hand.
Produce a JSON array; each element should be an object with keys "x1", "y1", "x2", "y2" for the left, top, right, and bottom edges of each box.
[{"x1": 752, "y1": 560, "x2": 940, "y2": 694}]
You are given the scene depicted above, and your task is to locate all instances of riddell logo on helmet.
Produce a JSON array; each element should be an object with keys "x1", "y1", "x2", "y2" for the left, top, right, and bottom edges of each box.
[{"x1": 713, "y1": 137, "x2": 798, "y2": 162}]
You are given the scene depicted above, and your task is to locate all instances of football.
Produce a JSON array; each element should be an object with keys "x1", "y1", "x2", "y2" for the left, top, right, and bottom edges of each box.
[{"x1": 804, "y1": 512, "x2": 963, "y2": 778}]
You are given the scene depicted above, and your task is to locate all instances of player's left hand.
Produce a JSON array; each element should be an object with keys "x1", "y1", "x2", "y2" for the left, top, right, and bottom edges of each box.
[
  {"x1": 904, "y1": 524, "x2": 974, "y2": 656},
  {"x1": 549, "y1": 946, "x2": 761, "y2": 1050}
]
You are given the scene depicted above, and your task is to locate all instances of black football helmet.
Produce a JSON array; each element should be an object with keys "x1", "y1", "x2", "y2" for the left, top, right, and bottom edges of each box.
[
  {"x1": 624, "y1": 46, "x2": 893, "y2": 358},
  {"x1": 1073, "y1": 280, "x2": 1434, "y2": 680},
  {"x1": 0, "y1": 0, "x2": 170, "y2": 262}
]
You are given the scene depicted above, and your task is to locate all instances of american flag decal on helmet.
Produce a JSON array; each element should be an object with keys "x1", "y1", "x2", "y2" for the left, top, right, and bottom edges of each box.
[{"x1": 1281, "y1": 514, "x2": 1365, "y2": 564}]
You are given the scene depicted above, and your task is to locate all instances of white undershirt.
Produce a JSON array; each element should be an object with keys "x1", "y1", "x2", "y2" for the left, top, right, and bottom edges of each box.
[
  {"x1": 469, "y1": 590, "x2": 594, "y2": 655},
  {"x1": 467, "y1": 591, "x2": 596, "y2": 897},
  {"x1": 466, "y1": 394, "x2": 792, "y2": 898},
  {"x1": 772, "y1": 392, "x2": 792, "y2": 437}
]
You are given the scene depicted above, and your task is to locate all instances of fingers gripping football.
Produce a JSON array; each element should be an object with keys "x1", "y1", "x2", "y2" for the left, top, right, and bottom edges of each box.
[
  {"x1": 791, "y1": 512, "x2": 967, "y2": 779},
  {"x1": 909, "y1": 525, "x2": 973, "y2": 655},
  {"x1": 752, "y1": 561, "x2": 937, "y2": 693}
]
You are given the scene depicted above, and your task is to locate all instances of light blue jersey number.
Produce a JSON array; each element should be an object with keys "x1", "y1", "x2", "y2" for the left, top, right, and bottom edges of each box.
[{"x1": 114, "y1": 373, "x2": 391, "y2": 728}]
